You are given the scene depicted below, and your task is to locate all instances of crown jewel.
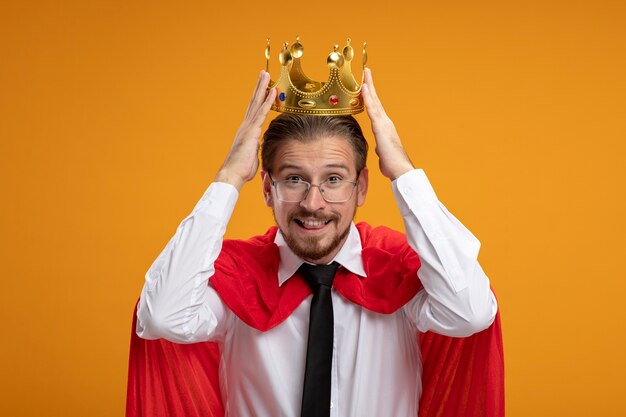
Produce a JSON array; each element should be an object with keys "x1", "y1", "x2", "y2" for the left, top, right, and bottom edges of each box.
[{"x1": 265, "y1": 37, "x2": 367, "y2": 116}]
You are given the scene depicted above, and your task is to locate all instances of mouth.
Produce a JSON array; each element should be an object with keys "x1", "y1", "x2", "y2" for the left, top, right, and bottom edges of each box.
[{"x1": 293, "y1": 218, "x2": 332, "y2": 232}]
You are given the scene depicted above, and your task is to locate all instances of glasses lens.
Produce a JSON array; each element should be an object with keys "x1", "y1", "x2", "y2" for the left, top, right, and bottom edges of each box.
[
  {"x1": 274, "y1": 179, "x2": 356, "y2": 202},
  {"x1": 320, "y1": 181, "x2": 355, "y2": 202},
  {"x1": 276, "y1": 181, "x2": 309, "y2": 202}
]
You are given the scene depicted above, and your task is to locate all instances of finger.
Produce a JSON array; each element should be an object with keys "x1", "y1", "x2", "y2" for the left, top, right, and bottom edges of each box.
[
  {"x1": 363, "y1": 68, "x2": 380, "y2": 103},
  {"x1": 362, "y1": 70, "x2": 389, "y2": 118},
  {"x1": 362, "y1": 83, "x2": 384, "y2": 120},
  {"x1": 255, "y1": 71, "x2": 271, "y2": 104},
  {"x1": 362, "y1": 70, "x2": 381, "y2": 113},
  {"x1": 361, "y1": 83, "x2": 375, "y2": 114},
  {"x1": 253, "y1": 87, "x2": 276, "y2": 125},
  {"x1": 246, "y1": 71, "x2": 271, "y2": 118},
  {"x1": 252, "y1": 70, "x2": 270, "y2": 101},
  {"x1": 246, "y1": 71, "x2": 265, "y2": 109}
]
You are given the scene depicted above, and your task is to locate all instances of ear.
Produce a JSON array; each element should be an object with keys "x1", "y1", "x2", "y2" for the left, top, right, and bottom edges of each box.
[
  {"x1": 356, "y1": 167, "x2": 368, "y2": 207},
  {"x1": 261, "y1": 171, "x2": 273, "y2": 207}
]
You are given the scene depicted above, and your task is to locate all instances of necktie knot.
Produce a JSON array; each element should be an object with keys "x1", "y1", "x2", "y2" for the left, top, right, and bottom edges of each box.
[{"x1": 298, "y1": 262, "x2": 340, "y2": 289}]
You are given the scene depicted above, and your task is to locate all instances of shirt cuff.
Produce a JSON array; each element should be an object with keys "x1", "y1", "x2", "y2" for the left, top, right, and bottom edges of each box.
[
  {"x1": 391, "y1": 169, "x2": 438, "y2": 216},
  {"x1": 192, "y1": 182, "x2": 239, "y2": 223}
]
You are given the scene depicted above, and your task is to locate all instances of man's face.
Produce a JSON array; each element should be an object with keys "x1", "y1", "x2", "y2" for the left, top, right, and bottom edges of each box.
[{"x1": 262, "y1": 136, "x2": 368, "y2": 265}]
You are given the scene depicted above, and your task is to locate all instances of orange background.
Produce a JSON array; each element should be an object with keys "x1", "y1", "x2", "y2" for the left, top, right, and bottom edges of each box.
[{"x1": 1, "y1": 0, "x2": 625, "y2": 416}]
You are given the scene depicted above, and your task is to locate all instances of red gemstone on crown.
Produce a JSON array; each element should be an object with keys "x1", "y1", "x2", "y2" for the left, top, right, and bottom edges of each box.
[{"x1": 329, "y1": 95, "x2": 339, "y2": 106}]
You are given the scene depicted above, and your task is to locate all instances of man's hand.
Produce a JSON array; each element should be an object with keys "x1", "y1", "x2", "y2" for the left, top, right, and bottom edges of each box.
[
  {"x1": 215, "y1": 71, "x2": 277, "y2": 190},
  {"x1": 361, "y1": 68, "x2": 415, "y2": 181}
]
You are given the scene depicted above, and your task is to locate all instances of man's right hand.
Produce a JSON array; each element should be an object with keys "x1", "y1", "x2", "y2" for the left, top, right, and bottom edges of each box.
[{"x1": 215, "y1": 71, "x2": 276, "y2": 191}]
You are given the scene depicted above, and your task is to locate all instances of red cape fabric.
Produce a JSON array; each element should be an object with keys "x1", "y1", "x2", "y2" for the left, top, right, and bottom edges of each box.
[{"x1": 127, "y1": 223, "x2": 504, "y2": 416}]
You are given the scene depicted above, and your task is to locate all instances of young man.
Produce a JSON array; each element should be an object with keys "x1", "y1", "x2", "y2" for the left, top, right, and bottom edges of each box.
[{"x1": 129, "y1": 69, "x2": 502, "y2": 417}]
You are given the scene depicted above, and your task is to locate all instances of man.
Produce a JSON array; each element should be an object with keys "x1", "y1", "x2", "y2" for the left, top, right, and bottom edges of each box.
[{"x1": 127, "y1": 69, "x2": 503, "y2": 417}]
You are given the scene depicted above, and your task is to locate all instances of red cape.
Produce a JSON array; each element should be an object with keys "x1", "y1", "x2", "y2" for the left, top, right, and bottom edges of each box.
[{"x1": 127, "y1": 223, "x2": 504, "y2": 416}]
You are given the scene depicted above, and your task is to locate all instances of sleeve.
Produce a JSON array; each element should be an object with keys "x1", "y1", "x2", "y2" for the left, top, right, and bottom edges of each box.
[
  {"x1": 136, "y1": 182, "x2": 239, "y2": 343},
  {"x1": 395, "y1": 169, "x2": 498, "y2": 337}
]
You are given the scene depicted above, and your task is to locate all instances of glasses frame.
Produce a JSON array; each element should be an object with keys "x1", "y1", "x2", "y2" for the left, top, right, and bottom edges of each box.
[{"x1": 267, "y1": 171, "x2": 359, "y2": 203}]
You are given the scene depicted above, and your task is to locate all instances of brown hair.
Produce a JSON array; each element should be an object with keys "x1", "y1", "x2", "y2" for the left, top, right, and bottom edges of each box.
[{"x1": 261, "y1": 114, "x2": 368, "y2": 173}]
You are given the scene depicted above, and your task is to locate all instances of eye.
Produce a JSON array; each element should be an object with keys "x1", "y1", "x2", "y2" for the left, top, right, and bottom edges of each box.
[
  {"x1": 327, "y1": 176, "x2": 342, "y2": 184},
  {"x1": 285, "y1": 175, "x2": 304, "y2": 183}
]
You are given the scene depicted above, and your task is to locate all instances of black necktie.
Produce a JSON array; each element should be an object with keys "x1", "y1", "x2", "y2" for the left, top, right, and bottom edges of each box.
[{"x1": 298, "y1": 261, "x2": 340, "y2": 417}]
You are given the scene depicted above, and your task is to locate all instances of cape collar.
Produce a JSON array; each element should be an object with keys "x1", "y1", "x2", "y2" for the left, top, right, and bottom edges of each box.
[
  {"x1": 210, "y1": 223, "x2": 425, "y2": 330},
  {"x1": 275, "y1": 222, "x2": 368, "y2": 286}
]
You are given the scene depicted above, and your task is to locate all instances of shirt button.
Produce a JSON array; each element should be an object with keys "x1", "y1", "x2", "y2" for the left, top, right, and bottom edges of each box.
[
  {"x1": 403, "y1": 187, "x2": 412, "y2": 194},
  {"x1": 330, "y1": 401, "x2": 334, "y2": 409}
]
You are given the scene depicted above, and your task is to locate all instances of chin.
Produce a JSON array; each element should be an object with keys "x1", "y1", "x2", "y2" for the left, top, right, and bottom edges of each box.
[{"x1": 281, "y1": 222, "x2": 351, "y2": 263}]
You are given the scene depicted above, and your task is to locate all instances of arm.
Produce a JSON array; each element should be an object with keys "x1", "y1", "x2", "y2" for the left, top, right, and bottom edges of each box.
[
  {"x1": 361, "y1": 68, "x2": 496, "y2": 337},
  {"x1": 136, "y1": 182, "x2": 238, "y2": 343},
  {"x1": 393, "y1": 169, "x2": 497, "y2": 336},
  {"x1": 136, "y1": 71, "x2": 277, "y2": 343}
]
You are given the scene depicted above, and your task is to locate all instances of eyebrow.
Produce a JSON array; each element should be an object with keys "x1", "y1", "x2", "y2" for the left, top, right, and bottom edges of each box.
[{"x1": 276, "y1": 163, "x2": 351, "y2": 173}]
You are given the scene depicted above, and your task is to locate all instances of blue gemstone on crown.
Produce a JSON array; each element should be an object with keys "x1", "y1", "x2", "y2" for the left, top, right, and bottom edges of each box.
[{"x1": 279, "y1": 92, "x2": 286, "y2": 101}]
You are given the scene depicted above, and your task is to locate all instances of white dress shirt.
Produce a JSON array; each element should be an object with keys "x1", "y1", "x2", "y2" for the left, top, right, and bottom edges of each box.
[{"x1": 137, "y1": 169, "x2": 497, "y2": 417}]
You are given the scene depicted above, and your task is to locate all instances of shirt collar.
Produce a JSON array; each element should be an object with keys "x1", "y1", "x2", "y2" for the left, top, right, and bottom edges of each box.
[{"x1": 275, "y1": 222, "x2": 367, "y2": 286}]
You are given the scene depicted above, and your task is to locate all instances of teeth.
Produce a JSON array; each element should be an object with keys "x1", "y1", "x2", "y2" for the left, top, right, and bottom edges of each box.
[{"x1": 301, "y1": 219, "x2": 326, "y2": 227}]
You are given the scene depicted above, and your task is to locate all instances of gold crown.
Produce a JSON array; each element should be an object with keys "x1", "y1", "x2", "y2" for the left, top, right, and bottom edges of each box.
[{"x1": 265, "y1": 37, "x2": 367, "y2": 115}]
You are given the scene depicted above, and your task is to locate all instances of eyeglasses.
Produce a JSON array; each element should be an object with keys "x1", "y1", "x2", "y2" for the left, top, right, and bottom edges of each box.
[{"x1": 268, "y1": 172, "x2": 359, "y2": 203}]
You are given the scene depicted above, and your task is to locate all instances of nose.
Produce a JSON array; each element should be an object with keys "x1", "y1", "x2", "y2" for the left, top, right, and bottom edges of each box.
[{"x1": 300, "y1": 184, "x2": 327, "y2": 211}]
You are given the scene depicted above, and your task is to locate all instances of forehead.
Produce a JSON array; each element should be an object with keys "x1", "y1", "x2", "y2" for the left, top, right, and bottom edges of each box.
[{"x1": 270, "y1": 136, "x2": 357, "y2": 174}]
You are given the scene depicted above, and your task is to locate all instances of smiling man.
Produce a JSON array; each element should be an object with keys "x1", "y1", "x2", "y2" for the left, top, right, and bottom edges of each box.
[
  {"x1": 130, "y1": 68, "x2": 503, "y2": 417},
  {"x1": 261, "y1": 120, "x2": 368, "y2": 264}
]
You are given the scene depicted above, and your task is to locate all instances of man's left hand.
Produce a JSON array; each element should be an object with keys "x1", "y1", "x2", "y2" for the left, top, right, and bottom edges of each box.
[{"x1": 362, "y1": 68, "x2": 415, "y2": 181}]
